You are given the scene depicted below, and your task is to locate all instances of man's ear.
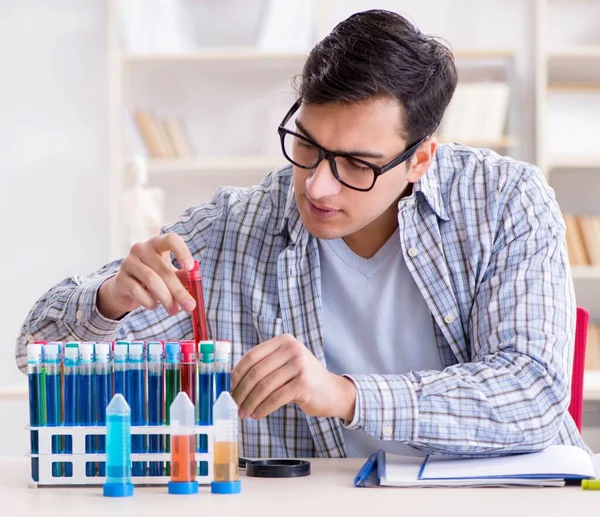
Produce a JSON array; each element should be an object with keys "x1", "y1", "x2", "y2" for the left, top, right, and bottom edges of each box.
[{"x1": 407, "y1": 138, "x2": 437, "y2": 183}]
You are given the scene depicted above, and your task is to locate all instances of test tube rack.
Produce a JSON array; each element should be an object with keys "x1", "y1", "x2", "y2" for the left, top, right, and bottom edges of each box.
[{"x1": 28, "y1": 425, "x2": 214, "y2": 487}]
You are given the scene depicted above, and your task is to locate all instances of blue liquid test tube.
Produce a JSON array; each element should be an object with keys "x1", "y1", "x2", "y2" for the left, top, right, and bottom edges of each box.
[
  {"x1": 198, "y1": 341, "x2": 214, "y2": 476},
  {"x1": 44, "y1": 343, "x2": 63, "y2": 477},
  {"x1": 127, "y1": 341, "x2": 146, "y2": 476},
  {"x1": 113, "y1": 342, "x2": 128, "y2": 397},
  {"x1": 215, "y1": 340, "x2": 232, "y2": 398},
  {"x1": 78, "y1": 343, "x2": 95, "y2": 476},
  {"x1": 27, "y1": 343, "x2": 44, "y2": 482},
  {"x1": 63, "y1": 343, "x2": 79, "y2": 477},
  {"x1": 103, "y1": 394, "x2": 134, "y2": 497},
  {"x1": 147, "y1": 342, "x2": 164, "y2": 476},
  {"x1": 95, "y1": 342, "x2": 112, "y2": 477}
]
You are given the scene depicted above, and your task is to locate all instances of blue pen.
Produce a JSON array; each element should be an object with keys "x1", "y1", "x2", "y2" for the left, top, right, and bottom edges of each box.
[
  {"x1": 95, "y1": 342, "x2": 112, "y2": 477},
  {"x1": 44, "y1": 343, "x2": 62, "y2": 477},
  {"x1": 198, "y1": 341, "x2": 214, "y2": 477},
  {"x1": 27, "y1": 343, "x2": 44, "y2": 482},
  {"x1": 127, "y1": 341, "x2": 146, "y2": 476},
  {"x1": 147, "y1": 342, "x2": 164, "y2": 476},
  {"x1": 63, "y1": 343, "x2": 79, "y2": 477},
  {"x1": 78, "y1": 342, "x2": 95, "y2": 476},
  {"x1": 113, "y1": 342, "x2": 128, "y2": 397},
  {"x1": 214, "y1": 340, "x2": 232, "y2": 398}
]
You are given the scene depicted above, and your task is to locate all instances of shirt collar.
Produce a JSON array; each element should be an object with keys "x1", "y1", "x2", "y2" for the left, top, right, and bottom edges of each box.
[
  {"x1": 412, "y1": 153, "x2": 449, "y2": 221},
  {"x1": 275, "y1": 180, "x2": 307, "y2": 244}
]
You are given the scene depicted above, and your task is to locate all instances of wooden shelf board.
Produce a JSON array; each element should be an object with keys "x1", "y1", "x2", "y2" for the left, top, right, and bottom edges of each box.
[
  {"x1": 571, "y1": 266, "x2": 600, "y2": 280},
  {"x1": 548, "y1": 83, "x2": 600, "y2": 92},
  {"x1": 548, "y1": 46, "x2": 600, "y2": 59},
  {"x1": 147, "y1": 156, "x2": 283, "y2": 174},
  {"x1": 437, "y1": 135, "x2": 518, "y2": 148},
  {"x1": 547, "y1": 156, "x2": 600, "y2": 169},
  {"x1": 122, "y1": 48, "x2": 309, "y2": 63}
]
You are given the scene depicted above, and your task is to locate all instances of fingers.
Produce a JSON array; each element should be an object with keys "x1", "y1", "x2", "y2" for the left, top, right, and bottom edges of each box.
[
  {"x1": 118, "y1": 270, "x2": 158, "y2": 311},
  {"x1": 138, "y1": 246, "x2": 195, "y2": 314},
  {"x1": 232, "y1": 348, "x2": 293, "y2": 415},
  {"x1": 152, "y1": 233, "x2": 194, "y2": 272},
  {"x1": 250, "y1": 381, "x2": 297, "y2": 420},
  {"x1": 231, "y1": 336, "x2": 286, "y2": 390}
]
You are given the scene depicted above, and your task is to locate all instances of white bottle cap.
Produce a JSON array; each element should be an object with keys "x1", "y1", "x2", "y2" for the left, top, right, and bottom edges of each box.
[
  {"x1": 26, "y1": 344, "x2": 43, "y2": 364},
  {"x1": 215, "y1": 340, "x2": 231, "y2": 361},
  {"x1": 80, "y1": 342, "x2": 95, "y2": 362}
]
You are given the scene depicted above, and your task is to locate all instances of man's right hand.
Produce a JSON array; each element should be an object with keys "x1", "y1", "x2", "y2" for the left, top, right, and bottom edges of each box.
[{"x1": 97, "y1": 233, "x2": 197, "y2": 320}]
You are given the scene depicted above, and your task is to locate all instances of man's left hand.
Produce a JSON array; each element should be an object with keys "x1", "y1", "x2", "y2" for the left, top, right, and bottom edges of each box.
[{"x1": 231, "y1": 334, "x2": 356, "y2": 421}]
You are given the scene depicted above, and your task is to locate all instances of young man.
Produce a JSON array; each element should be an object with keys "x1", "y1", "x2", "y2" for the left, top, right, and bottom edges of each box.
[{"x1": 16, "y1": 10, "x2": 587, "y2": 458}]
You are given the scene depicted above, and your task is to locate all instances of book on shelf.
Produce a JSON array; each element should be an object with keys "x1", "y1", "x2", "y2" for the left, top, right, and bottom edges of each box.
[
  {"x1": 438, "y1": 82, "x2": 510, "y2": 144},
  {"x1": 129, "y1": 109, "x2": 195, "y2": 160},
  {"x1": 564, "y1": 214, "x2": 600, "y2": 267},
  {"x1": 586, "y1": 324, "x2": 600, "y2": 371}
]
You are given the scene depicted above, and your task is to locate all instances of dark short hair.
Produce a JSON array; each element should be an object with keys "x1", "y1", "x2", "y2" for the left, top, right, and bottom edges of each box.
[{"x1": 296, "y1": 9, "x2": 458, "y2": 144}]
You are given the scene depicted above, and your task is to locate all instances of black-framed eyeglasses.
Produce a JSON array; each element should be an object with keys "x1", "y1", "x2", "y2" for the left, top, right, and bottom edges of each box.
[{"x1": 277, "y1": 100, "x2": 428, "y2": 192}]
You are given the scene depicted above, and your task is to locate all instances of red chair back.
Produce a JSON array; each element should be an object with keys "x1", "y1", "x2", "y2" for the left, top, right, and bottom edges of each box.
[{"x1": 569, "y1": 307, "x2": 589, "y2": 432}]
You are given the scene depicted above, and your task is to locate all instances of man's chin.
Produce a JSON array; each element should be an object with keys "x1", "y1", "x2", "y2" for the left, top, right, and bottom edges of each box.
[{"x1": 300, "y1": 214, "x2": 348, "y2": 241}]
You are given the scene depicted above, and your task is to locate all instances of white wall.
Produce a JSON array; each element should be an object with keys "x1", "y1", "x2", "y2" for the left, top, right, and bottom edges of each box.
[{"x1": 0, "y1": 0, "x2": 109, "y2": 388}]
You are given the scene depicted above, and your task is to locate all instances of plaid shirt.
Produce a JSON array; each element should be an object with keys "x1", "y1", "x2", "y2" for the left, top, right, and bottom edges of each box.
[{"x1": 16, "y1": 143, "x2": 588, "y2": 457}]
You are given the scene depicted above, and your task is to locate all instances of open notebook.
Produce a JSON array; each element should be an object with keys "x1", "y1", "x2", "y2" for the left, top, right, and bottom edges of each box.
[{"x1": 354, "y1": 445, "x2": 600, "y2": 488}]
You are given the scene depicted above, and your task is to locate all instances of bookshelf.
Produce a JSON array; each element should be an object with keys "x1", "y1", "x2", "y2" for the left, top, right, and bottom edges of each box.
[{"x1": 108, "y1": 1, "x2": 600, "y2": 404}]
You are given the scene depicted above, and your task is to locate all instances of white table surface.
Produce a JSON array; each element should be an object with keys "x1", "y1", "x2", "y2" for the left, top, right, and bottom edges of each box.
[{"x1": 2, "y1": 458, "x2": 599, "y2": 517}]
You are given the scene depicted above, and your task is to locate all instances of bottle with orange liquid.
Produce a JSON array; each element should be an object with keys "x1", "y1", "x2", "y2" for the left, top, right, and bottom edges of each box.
[
  {"x1": 211, "y1": 391, "x2": 241, "y2": 494},
  {"x1": 168, "y1": 392, "x2": 198, "y2": 495}
]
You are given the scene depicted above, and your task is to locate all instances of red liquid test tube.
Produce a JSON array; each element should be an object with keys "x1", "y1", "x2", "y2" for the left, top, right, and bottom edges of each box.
[
  {"x1": 187, "y1": 260, "x2": 209, "y2": 345},
  {"x1": 180, "y1": 341, "x2": 196, "y2": 406}
]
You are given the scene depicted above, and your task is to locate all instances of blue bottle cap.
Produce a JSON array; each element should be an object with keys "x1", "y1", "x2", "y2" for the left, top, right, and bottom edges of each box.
[
  {"x1": 211, "y1": 480, "x2": 241, "y2": 494},
  {"x1": 168, "y1": 480, "x2": 199, "y2": 495},
  {"x1": 103, "y1": 482, "x2": 134, "y2": 497}
]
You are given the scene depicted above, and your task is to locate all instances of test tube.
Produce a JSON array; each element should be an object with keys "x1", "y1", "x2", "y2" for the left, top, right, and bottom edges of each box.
[
  {"x1": 95, "y1": 342, "x2": 112, "y2": 477},
  {"x1": 127, "y1": 341, "x2": 147, "y2": 477},
  {"x1": 187, "y1": 260, "x2": 209, "y2": 345},
  {"x1": 180, "y1": 341, "x2": 196, "y2": 406},
  {"x1": 165, "y1": 342, "x2": 181, "y2": 475},
  {"x1": 211, "y1": 391, "x2": 241, "y2": 494},
  {"x1": 215, "y1": 340, "x2": 232, "y2": 398},
  {"x1": 79, "y1": 342, "x2": 95, "y2": 476},
  {"x1": 198, "y1": 341, "x2": 214, "y2": 476},
  {"x1": 44, "y1": 343, "x2": 63, "y2": 477},
  {"x1": 27, "y1": 343, "x2": 44, "y2": 482},
  {"x1": 113, "y1": 342, "x2": 128, "y2": 397},
  {"x1": 147, "y1": 342, "x2": 164, "y2": 476},
  {"x1": 103, "y1": 394, "x2": 134, "y2": 497},
  {"x1": 63, "y1": 343, "x2": 79, "y2": 477},
  {"x1": 168, "y1": 392, "x2": 198, "y2": 495}
]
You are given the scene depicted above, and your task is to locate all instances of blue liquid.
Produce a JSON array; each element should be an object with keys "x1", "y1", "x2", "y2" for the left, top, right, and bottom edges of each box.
[
  {"x1": 95, "y1": 372, "x2": 112, "y2": 476},
  {"x1": 127, "y1": 369, "x2": 146, "y2": 476},
  {"x1": 45, "y1": 373, "x2": 62, "y2": 477},
  {"x1": 198, "y1": 372, "x2": 213, "y2": 475},
  {"x1": 114, "y1": 370, "x2": 126, "y2": 397},
  {"x1": 78, "y1": 373, "x2": 95, "y2": 476},
  {"x1": 105, "y1": 413, "x2": 131, "y2": 484},
  {"x1": 148, "y1": 372, "x2": 163, "y2": 476},
  {"x1": 215, "y1": 372, "x2": 231, "y2": 399},
  {"x1": 64, "y1": 373, "x2": 77, "y2": 477},
  {"x1": 28, "y1": 373, "x2": 40, "y2": 482}
]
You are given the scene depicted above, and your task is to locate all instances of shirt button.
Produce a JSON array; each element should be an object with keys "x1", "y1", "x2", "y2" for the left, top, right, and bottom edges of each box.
[
  {"x1": 444, "y1": 314, "x2": 455, "y2": 324},
  {"x1": 406, "y1": 199, "x2": 415, "y2": 208},
  {"x1": 76, "y1": 310, "x2": 83, "y2": 322},
  {"x1": 461, "y1": 445, "x2": 469, "y2": 451},
  {"x1": 27, "y1": 334, "x2": 34, "y2": 343},
  {"x1": 408, "y1": 247, "x2": 418, "y2": 257},
  {"x1": 382, "y1": 426, "x2": 393, "y2": 437}
]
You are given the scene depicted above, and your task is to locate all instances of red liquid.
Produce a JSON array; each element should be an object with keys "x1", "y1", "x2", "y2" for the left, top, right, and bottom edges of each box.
[
  {"x1": 187, "y1": 261, "x2": 209, "y2": 344},
  {"x1": 180, "y1": 341, "x2": 196, "y2": 406}
]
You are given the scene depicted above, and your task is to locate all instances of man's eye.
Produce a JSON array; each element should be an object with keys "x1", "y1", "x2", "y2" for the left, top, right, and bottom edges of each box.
[
  {"x1": 296, "y1": 140, "x2": 314, "y2": 149},
  {"x1": 347, "y1": 159, "x2": 370, "y2": 171}
]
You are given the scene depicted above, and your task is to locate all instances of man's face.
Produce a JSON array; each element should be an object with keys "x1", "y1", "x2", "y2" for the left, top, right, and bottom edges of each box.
[{"x1": 291, "y1": 97, "x2": 415, "y2": 241}]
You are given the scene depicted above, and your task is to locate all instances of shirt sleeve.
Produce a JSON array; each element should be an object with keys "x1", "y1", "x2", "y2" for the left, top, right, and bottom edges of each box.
[
  {"x1": 15, "y1": 189, "x2": 227, "y2": 373},
  {"x1": 342, "y1": 166, "x2": 577, "y2": 456}
]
